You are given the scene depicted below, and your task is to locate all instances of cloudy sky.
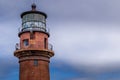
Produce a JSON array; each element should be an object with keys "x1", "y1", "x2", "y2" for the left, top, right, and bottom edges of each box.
[{"x1": 1, "y1": 0, "x2": 120, "y2": 80}]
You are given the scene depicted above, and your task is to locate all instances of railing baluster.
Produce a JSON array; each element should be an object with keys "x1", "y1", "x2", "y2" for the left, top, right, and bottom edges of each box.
[
  {"x1": 18, "y1": 27, "x2": 50, "y2": 34},
  {"x1": 15, "y1": 43, "x2": 53, "y2": 51},
  {"x1": 48, "y1": 43, "x2": 53, "y2": 51},
  {"x1": 15, "y1": 43, "x2": 20, "y2": 50}
]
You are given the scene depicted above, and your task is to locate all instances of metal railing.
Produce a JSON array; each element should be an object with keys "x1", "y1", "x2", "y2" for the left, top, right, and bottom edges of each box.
[
  {"x1": 15, "y1": 43, "x2": 53, "y2": 51},
  {"x1": 48, "y1": 43, "x2": 53, "y2": 51},
  {"x1": 18, "y1": 26, "x2": 50, "y2": 34},
  {"x1": 15, "y1": 43, "x2": 20, "y2": 50}
]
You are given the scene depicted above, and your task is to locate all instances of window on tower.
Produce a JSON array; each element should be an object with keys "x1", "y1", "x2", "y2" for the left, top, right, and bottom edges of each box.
[
  {"x1": 23, "y1": 39, "x2": 29, "y2": 46},
  {"x1": 44, "y1": 38, "x2": 47, "y2": 49},
  {"x1": 34, "y1": 60, "x2": 38, "y2": 66}
]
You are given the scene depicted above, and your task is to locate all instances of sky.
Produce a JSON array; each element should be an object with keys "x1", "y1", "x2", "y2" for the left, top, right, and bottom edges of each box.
[{"x1": 1, "y1": 0, "x2": 120, "y2": 80}]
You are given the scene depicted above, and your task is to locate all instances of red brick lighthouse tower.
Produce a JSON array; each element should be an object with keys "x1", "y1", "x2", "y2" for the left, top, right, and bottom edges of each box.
[{"x1": 14, "y1": 3, "x2": 54, "y2": 80}]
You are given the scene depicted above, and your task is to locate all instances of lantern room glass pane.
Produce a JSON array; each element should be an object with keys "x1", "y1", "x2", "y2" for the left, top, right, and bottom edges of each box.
[
  {"x1": 22, "y1": 14, "x2": 45, "y2": 23},
  {"x1": 22, "y1": 22, "x2": 46, "y2": 29}
]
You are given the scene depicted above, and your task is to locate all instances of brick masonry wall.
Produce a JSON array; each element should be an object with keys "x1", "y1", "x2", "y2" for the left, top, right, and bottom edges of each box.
[
  {"x1": 20, "y1": 32, "x2": 48, "y2": 49},
  {"x1": 20, "y1": 59, "x2": 50, "y2": 80},
  {"x1": 18, "y1": 31, "x2": 50, "y2": 80}
]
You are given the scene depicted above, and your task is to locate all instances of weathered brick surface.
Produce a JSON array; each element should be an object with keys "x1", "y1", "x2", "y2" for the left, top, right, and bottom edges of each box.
[
  {"x1": 20, "y1": 32, "x2": 48, "y2": 49},
  {"x1": 20, "y1": 60, "x2": 50, "y2": 80}
]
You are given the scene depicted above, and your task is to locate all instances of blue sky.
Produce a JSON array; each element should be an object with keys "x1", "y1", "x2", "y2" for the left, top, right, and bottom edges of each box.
[{"x1": 1, "y1": 0, "x2": 120, "y2": 80}]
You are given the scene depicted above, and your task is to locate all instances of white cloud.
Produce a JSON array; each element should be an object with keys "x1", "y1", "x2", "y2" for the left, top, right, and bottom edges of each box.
[
  {"x1": 0, "y1": 21, "x2": 19, "y2": 57},
  {"x1": 50, "y1": 22, "x2": 120, "y2": 71}
]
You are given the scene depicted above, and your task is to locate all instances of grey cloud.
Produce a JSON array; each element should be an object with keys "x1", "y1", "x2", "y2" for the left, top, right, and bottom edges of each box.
[
  {"x1": 0, "y1": 57, "x2": 18, "y2": 78},
  {"x1": 1, "y1": 0, "x2": 120, "y2": 23},
  {"x1": 43, "y1": 0, "x2": 120, "y2": 23},
  {"x1": 51, "y1": 59, "x2": 120, "y2": 80}
]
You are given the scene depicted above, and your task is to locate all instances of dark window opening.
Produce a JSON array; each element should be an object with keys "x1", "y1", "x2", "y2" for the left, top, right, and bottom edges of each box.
[
  {"x1": 30, "y1": 32, "x2": 35, "y2": 39},
  {"x1": 44, "y1": 38, "x2": 47, "y2": 49},
  {"x1": 23, "y1": 39, "x2": 29, "y2": 46},
  {"x1": 34, "y1": 60, "x2": 38, "y2": 66}
]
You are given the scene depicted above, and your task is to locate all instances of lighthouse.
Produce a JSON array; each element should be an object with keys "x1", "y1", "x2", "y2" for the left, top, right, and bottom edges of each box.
[{"x1": 14, "y1": 3, "x2": 54, "y2": 80}]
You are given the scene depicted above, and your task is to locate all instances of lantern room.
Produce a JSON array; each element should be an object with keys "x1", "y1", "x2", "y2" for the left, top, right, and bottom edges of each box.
[{"x1": 19, "y1": 3, "x2": 49, "y2": 36}]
